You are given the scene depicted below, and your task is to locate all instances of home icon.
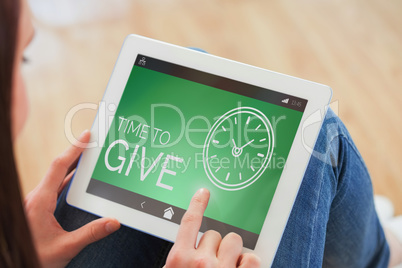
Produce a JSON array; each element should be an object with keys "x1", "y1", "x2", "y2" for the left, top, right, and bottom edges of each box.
[{"x1": 163, "y1": 207, "x2": 174, "y2": 220}]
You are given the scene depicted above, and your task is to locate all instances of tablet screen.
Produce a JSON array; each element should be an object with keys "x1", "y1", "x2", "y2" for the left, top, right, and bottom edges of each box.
[{"x1": 86, "y1": 54, "x2": 307, "y2": 249}]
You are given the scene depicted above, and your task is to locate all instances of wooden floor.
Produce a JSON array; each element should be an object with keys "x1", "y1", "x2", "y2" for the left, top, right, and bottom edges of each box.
[{"x1": 17, "y1": 0, "x2": 402, "y2": 213}]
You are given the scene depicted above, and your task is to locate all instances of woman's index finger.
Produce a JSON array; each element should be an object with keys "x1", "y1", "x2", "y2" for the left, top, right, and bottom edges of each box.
[{"x1": 175, "y1": 188, "x2": 210, "y2": 249}]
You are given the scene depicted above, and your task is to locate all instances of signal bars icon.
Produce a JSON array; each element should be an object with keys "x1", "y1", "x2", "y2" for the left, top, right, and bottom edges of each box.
[{"x1": 281, "y1": 98, "x2": 289, "y2": 104}]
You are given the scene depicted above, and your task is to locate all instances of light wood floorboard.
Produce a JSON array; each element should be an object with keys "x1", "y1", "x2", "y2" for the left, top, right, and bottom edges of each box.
[{"x1": 17, "y1": 0, "x2": 402, "y2": 214}]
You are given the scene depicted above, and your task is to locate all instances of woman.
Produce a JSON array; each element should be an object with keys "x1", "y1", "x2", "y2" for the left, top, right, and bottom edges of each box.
[
  {"x1": 1, "y1": 0, "x2": 260, "y2": 267},
  {"x1": 1, "y1": 0, "x2": 401, "y2": 267},
  {"x1": 0, "y1": 0, "x2": 119, "y2": 266}
]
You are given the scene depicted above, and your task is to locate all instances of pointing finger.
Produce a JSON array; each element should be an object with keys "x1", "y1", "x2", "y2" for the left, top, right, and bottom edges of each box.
[{"x1": 175, "y1": 188, "x2": 210, "y2": 249}]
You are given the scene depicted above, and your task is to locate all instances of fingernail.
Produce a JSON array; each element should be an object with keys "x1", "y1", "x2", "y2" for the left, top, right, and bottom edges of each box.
[
  {"x1": 79, "y1": 129, "x2": 89, "y2": 138},
  {"x1": 197, "y1": 188, "x2": 205, "y2": 194},
  {"x1": 197, "y1": 188, "x2": 209, "y2": 196},
  {"x1": 105, "y1": 220, "x2": 120, "y2": 233}
]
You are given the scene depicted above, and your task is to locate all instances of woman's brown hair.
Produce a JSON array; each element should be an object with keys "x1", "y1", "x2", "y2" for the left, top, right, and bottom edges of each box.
[{"x1": 0, "y1": 0, "x2": 40, "y2": 266}]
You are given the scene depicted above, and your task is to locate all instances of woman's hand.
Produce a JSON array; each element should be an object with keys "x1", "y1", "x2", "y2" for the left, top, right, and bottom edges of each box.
[
  {"x1": 165, "y1": 188, "x2": 261, "y2": 268},
  {"x1": 24, "y1": 130, "x2": 120, "y2": 268}
]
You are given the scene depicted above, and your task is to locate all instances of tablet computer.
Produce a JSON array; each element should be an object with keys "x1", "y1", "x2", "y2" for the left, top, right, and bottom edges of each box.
[{"x1": 67, "y1": 34, "x2": 332, "y2": 266}]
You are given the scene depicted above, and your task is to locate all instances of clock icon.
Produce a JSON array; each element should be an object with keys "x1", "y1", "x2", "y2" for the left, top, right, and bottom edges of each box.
[{"x1": 203, "y1": 107, "x2": 274, "y2": 191}]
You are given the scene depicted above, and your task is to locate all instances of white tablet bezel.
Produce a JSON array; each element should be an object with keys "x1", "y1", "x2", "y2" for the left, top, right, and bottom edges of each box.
[{"x1": 67, "y1": 34, "x2": 332, "y2": 267}]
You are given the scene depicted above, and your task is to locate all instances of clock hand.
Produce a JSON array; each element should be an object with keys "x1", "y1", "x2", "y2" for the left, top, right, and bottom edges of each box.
[
  {"x1": 240, "y1": 139, "x2": 255, "y2": 150},
  {"x1": 232, "y1": 139, "x2": 238, "y2": 148}
]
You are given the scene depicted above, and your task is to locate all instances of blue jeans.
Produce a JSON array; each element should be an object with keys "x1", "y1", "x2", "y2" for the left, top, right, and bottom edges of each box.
[{"x1": 55, "y1": 108, "x2": 390, "y2": 267}]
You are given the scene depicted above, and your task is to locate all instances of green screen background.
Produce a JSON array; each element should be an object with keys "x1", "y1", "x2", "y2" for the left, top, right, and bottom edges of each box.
[{"x1": 91, "y1": 66, "x2": 303, "y2": 235}]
